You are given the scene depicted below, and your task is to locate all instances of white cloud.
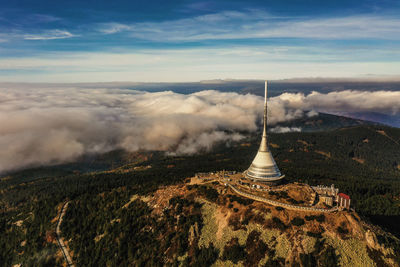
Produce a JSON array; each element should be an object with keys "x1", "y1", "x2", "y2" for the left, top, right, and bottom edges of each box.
[
  {"x1": 24, "y1": 29, "x2": 77, "y2": 40},
  {"x1": 270, "y1": 126, "x2": 302, "y2": 133},
  {"x1": 29, "y1": 14, "x2": 61, "y2": 23},
  {"x1": 0, "y1": 87, "x2": 263, "y2": 172},
  {"x1": 294, "y1": 90, "x2": 400, "y2": 115},
  {"x1": 97, "y1": 11, "x2": 400, "y2": 41},
  {"x1": 306, "y1": 110, "x2": 319, "y2": 117},
  {"x1": 97, "y1": 22, "x2": 132, "y2": 34}
]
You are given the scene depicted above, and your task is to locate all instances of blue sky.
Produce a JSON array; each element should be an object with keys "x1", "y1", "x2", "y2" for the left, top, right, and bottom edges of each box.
[{"x1": 1, "y1": 0, "x2": 400, "y2": 82}]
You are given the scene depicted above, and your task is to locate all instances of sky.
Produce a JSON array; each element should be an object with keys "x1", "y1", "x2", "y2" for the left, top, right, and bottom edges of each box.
[{"x1": 1, "y1": 0, "x2": 400, "y2": 82}]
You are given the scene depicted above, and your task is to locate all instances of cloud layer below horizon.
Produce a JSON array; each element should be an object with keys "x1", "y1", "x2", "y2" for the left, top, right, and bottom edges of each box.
[{"x1": 0, "y1": 86, "x2": 400, "y2": 173}]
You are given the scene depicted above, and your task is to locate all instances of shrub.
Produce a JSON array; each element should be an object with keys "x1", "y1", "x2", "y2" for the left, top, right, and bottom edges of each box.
[
  {"x1": 306, "y1": 231, "x2": 322, "y2": 238},
  {"x1": 305, "y1": 214, "x2": 325, "y2": 223},
  {"x1": 198, "y1": 186, "x2": 219, "y2": 202},
  {"x1": 268, "y1": 191, "x2": 278, "y2": 196},
  {"x1": 246, "y1": 235, "x2": 269, "y2": 267},
  {"x1": 314, "y1": 238, "x2": 325, "y2": 252},
  {"x1": 305, "y1": 215, "x2": 315, "y2": 221},
  {"x1": 263, "y1": 257, "x2": 284, "y2": 267},
  {"x1": 272, "y1": 217, "x2": 287, "y2": 231},
  {"x1": 228, "y1": 215, "x2": 242, "y2": 231},
  {"x1": 288, "y1": 198, "x2": 302, "y2": 204},
  {"x1": 280, "y1": 191, "x2": 289, "y2": 198},
  {"x1": 300, "y1": 253, "x2": 316, "y2": 267},
  {"x1": 315, "y1": 214, "x2": 325, "y2": 223},
  {"x1": 246, "y1": 230, "x2": 261, "y2": 247},
  {"x1": 222, "y1": 239, "x2": 247, "y2": 264},
  {"x1": 253, "y1": 213, "x2": 266, "y2": 225},
  {"x1": 228, "y1": 194, "x2": 254, "y2": 205},
  {"x1": 192, "y1": 243, "x2": 219, "y2": 267},
  {"x1": 290, "y1": 217, "x2": 305, "y2": 226},
  {"x1": 262, "y1": 207, "x2": 271, "y2": 213},
  {"x1": 376, "y1": 234, "x2": 386, "y2": 245},
  {"x1": 186, "y1": 185, "x2": 195, "y2": 190},
  {"x1": 336, "y1": 226, "x2": 349, "y2": 234},
  {"x1": 319, "y1": 246, "x2": 338, "y2": 267}
]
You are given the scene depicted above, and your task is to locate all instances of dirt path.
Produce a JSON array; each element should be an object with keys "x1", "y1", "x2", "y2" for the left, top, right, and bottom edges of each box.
[{"x1": 56, "y1": 202, "x2": 75, "y2": 267}]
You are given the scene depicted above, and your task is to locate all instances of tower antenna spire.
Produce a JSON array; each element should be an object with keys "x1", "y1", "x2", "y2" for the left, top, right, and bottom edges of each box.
[
  {"x1": 259, "y1": 80, "x2": 268, "y2": 151},
  {"x1": 244, "y1": 80, "x2": 285, "y2": 185}
]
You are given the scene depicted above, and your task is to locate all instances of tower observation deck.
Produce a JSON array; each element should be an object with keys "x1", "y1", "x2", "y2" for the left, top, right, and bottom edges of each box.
[{"x1": 244, "y1": 81, "x2": 285, "y2": 185}]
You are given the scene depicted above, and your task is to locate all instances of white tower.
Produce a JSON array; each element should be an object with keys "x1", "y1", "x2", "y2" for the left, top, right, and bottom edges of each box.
[{"x1": 244, "y1": 81, "x2": 285, "y2": 185}]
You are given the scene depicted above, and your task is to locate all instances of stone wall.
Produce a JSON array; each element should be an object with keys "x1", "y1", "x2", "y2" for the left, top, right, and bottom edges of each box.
[{"x1": 228, "y1": 184, "x2": 338, "y2": 213}]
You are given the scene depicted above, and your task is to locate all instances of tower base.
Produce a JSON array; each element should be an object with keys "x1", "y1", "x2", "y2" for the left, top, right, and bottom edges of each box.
[{"x1": 244, "y1": 170, "x2": 285, "y2": 186}]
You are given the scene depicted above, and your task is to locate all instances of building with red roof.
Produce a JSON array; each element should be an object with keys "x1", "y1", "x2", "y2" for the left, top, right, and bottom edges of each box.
[{"x1": 337, "y1": 193, "x2": 351, "y2": 210}]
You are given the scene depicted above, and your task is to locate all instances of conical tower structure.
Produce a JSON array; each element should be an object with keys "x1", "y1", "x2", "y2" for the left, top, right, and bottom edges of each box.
[{"x1": 244, "y1": 81, "x2": 285, "y2": 185}]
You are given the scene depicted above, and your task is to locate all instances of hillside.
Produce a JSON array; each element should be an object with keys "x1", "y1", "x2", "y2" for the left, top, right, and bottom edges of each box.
[
  {"x1": 59, "y1": 181, "x2": 400, "y2": 266},
  {"x1": 1, "y1": 122, "x2": 400, "y2": 266}
]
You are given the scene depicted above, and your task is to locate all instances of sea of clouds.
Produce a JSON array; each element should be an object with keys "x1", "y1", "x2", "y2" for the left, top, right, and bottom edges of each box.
[{"x1": 0, "y1": 85, "x2": 399, "y2": 173}]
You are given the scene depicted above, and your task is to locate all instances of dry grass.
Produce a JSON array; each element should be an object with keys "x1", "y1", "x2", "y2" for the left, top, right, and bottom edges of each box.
[
  {"x1": 122, "y1": 194, "x2": 139, "y2": 208},
  {"x1": 213, "y1": 259, "x2": 243, "y2": 267},
  {"x1": 297, "y1": 140, "x2": 310, "y2": 146},
  {"x1": 376, "y1": 130, "x2": 387, "y2": 136},
  {"x1": 13, "y1": 220, "x2": 24, "y2": 227},
  {"x1": 352, "y1": 157, "x2": 366, "y2": 164},
  {"x1": 270, "y1": 143, "x2": 280, "y2": 148},
  {"x1": 315, "y1": 150, "x2": 331, "y2": 158},
  {"x1": 215, "y1": 207, "x2": 231, "y2": 239},
  {"x1": 94, "y1": 233, "x2": 105, "y2": 242},
  {"x1": 146, "y1": 185, "x2": 186, "y2": 214}
]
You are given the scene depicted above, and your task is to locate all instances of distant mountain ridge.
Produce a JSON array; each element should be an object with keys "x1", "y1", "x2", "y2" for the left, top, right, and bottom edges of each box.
[{"x1": 274, "y1": 112, "x2": 380, "y2": 132}]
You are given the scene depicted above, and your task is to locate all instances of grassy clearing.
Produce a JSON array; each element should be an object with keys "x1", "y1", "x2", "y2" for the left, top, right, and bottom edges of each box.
[
  {"x1": 198, "y1": 199, "x2": 219, "y2": 249},
  {"x1": 275, "y1": 235, "x2": 291, "y2": 259},
  {"x1": 198, "y1": 199, "x2": 248, "y2": 251},
  {"x1": 325, "y1": 235, "x2": 376, "y2": 267},
  {"x1": 213, "y1": 259, "x2": 243, "y2": 267},
  {"x1": 302, "y1": 236, "x2": 317, "y2": 254},
  {"x1": 198, "y1": 198, "x2": 291, "y2": 266}
]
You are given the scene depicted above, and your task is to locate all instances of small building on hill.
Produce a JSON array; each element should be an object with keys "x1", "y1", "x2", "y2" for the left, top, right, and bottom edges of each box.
[
  {"x1": 312, "y1": 184, "x2": 339, "y2": 197},
  {"x1": 337, "y1": 193, "x2": 351, "y2": 210}
]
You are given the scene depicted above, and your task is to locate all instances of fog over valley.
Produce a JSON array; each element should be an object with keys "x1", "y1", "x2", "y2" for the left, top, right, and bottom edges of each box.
[{"x1": 0, "y1": 84, "x2": 399, "y2": 173}]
